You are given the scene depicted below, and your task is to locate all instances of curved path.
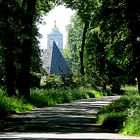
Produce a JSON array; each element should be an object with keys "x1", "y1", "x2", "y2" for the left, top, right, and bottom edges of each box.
[{"x1": 0, "y1": 96, "x2": 140, "y2": 139}]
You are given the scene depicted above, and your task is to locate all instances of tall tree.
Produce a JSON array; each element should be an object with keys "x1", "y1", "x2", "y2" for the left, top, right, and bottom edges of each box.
[
  {"x1": 0, "y1": 0, "x2": 20, "y2": 96},
  {"x1": 0, "y1": 0, "x2": 54, "y2": 97},
  {"x1": 63, "y1": 0, "x2": 97, "y2": 75},
  {"x1": 125, "y1": 0, "x2": 140, "y2": 93},
  {"x1": 18, "y1": 0, "x2": 37, "y2": 98},
  {"x1": 66, "y1": 13, "x2": 83, "y2": 75},
  {"x1": 19, "y1": 0, "x2": 54, "y2": 97}
]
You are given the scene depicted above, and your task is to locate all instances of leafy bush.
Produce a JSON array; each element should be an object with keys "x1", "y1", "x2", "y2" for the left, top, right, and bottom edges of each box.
[
  {"x1": 121, "y1": 109, "x2": 140, "y2": 136},
  {"x1": 0, "y1": 87, "x2": 109, "y2": 117},
  {"x1": 122, "y1": 86, "x2": 139, "y2": 95},
  {"x1": 98, "y1": 95, "x2": 140, "y2": 115},
  {"x1": 41, "y1": 75, "x2": 77, "y2": 89},
  {"x1": 30, "y1": 88, "x2": 98, "y2": 107},
  {"x1": 97, "y1": 92, "x2": 140, "y2": 135},
  {"x1": 98, "y1": 112, "x2": 126, "y2": 131}
]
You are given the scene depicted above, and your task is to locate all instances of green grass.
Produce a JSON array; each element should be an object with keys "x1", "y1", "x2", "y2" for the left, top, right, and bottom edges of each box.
[
  {"x1": 122, "y1": 86, "x2": 139, "y2": 95},
  {"x1": 0, "y1": 89, "x2": 34, "y2": 116},
  {"x1": 29, "y1": 88, "x2": 106, "y2": 107},
  {"x1": 96, "y1": 85, "x2": 140, "y2": 136},
  {"x1": 0, "y1": 88, "x2": 109, "y2": 116},
  {"x1": 97, "y1": 112, "x2": 126, "y2": 131},
  {"x1": 121, "y1": 109, "x2": 140, "y2": 136}
]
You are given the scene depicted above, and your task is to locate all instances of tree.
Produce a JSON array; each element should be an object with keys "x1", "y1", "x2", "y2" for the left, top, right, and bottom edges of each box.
[
  {"x1": 65, "y1": 13, "x2": 83, "y2": 75},
  {"x1": 63, "y1": 0, "x2": 98, "y2": 75},
  {"x1": 0, "y1": 0, "x2": 54, "y2": 97},
  {"x1": 125, "y1": 0, "x2": 140, "y2": 93},
  {"x1": 0, "y1": 0, "x2": 20, "y2": 96},
  {"x1": 96, "y1": 0, "x2": 140, "y2": 93},
  {"x1": 64, "y1": 0, "x2": 140, "y2": 93}
]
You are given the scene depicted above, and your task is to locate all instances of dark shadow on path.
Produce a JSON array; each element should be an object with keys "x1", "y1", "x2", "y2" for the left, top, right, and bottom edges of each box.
[{"x1": 0, "y1": 96, "x2": 119, "y2": 134}]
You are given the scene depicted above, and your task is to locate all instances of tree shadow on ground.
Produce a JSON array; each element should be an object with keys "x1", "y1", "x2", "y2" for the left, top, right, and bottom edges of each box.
[{"x1": 0, "y1": 96, "x2": 119, "y2": 133}]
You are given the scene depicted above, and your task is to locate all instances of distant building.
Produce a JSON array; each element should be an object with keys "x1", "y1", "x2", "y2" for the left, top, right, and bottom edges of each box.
[
  {"x1": 47, "y1": 20, "x2": 63, "y2": 52},
  {"x1": 41, "y1": 21, "x2": 70, "y2": 78},
  {"x1": 42, "y1": 41, "x2": 70, "y2": 76}
]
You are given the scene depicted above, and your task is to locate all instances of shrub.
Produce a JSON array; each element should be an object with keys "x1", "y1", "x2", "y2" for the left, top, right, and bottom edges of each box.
[
  {"x1": 97, "y1": 93, "x2": 140, "y2": 135},
  {"x1": 98, "y1": 95, "x2": 140, "y2": 115},
  {"x1": 98, "y1": 112, "x2": 126, "y2": 131},
  {"x1": 121, "y1": 109, "x2": 140, "y2": 135},
  {"x1": 0, "y1": 89, "x2": 34, "y2": 115},
  {"x1": 41, "y1": 75, "x2": 77, "y2": 89},
  {"x1": 0, "y1": 87, "x2": 109, "y2": 117},
  {"x1": 122, "y1": 86, "x2": 139, "y2": 95}
]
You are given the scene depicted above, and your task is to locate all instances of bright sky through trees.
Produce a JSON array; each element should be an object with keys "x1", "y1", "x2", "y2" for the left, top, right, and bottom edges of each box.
[{"x1": 38, "y1": 5, "x2": 74, "y2": 49}]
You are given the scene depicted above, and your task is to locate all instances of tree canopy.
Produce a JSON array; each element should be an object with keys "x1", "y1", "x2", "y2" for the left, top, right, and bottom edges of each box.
[
  {"x1": 65, "y1": 0, "x2": 140, "y2": 93},
  {"x1": 1, "y1": 0, "x2": 140, "y2": 95}
]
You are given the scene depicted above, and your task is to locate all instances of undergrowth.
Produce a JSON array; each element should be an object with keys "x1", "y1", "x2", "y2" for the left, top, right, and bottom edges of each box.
[
  {"x1": 0, "y1": 88, "x2": 109, "y2": 116},
  {"x1": 96, "y1": 85, "x2": 140, "y2": 136},
  {"x1": 0, "y1": 89, "x2": 34, "y2": 116},
  {"x1": 29, "y1": 88, "x2": 108, "y2": 107}
]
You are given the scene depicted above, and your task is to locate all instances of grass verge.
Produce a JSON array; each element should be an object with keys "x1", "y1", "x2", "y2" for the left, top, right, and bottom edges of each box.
[
  {"x1": 0, "y1": 88, "x2": 109, "y2": 116},
  {"x1": 0, "y1": 89, "x2": 34, "y2": 116},
  {"x1": 96, "y1": 86, "x2": 140, "y2": 136}
]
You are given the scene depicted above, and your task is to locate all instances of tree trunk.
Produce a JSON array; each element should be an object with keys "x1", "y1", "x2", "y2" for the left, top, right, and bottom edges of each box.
[
  {"x1": 80, "y1": 21, "x2": 89, "y2": 75},
  {"x1": 19, "y1": 39, "x2": 32, "y2": 98},
  {"x1": 2, "y1": 3, "x2": 16, "y2": 96},
  {"x1": 4, "y1": 42, "x2": 16, "y2": 96},
  {"x1": 125, "y1": 0, "x2": 140, "y2": 94},
  {"x1": 19, "y1": 0, "x2": 36, "y2": 98},
  {"x1": 98, "y1": 43, "x2": 106, "y2": 90}
]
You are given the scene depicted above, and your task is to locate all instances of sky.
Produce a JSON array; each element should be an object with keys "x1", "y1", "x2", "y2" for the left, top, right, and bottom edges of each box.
[{"x1": 37, "y1": 5, "x2": 74, "y2": 49}]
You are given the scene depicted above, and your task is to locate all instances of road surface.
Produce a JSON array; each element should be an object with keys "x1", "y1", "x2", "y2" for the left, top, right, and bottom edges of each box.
[{"x1": 0, "y1": 96, "x2": 140, "y2": 139}]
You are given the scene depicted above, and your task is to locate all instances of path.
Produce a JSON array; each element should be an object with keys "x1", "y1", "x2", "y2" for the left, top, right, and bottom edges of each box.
[{"x1": 0, "y1": 96, "x2": 140, "y2": 139}]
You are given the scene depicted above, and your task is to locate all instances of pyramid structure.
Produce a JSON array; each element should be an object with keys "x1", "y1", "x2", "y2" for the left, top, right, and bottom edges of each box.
[{"x1": 42, "y1": 42, "x2": 70, "y2": 76}]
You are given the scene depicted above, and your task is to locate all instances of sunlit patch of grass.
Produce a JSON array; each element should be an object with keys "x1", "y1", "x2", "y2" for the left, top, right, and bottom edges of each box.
[
  {"x1": 97, "y1": 85, "x2": 140, "y2": 136},
  {"x1": 0, "y1": 89, "x2": 34, "y2": 115},
  {"x1": 122, "y1": 85, "x2": 139, "y2": 95},
  {"x1": 98, "y1": 95, "x2": 140, "y2": 115},
  {"x1": 29, "y1": 88, "x2": 101, "y2": 107},
  {"x1": 0, "y1": 87, "x2": 109, "y2": 117},
  {"x1": 121, "y1": 109, "x2": 140, "y2": 136}
]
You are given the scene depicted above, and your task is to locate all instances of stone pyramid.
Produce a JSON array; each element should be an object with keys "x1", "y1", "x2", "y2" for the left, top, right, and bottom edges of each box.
[{"x1": 42, "y1": 41, "x2": 70, "y2": 76}]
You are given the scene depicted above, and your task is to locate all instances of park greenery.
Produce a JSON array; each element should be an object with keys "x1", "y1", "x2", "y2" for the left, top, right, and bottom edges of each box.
[
  {"x1": 0, "y1": 87, "x2": 108, "y2": 116},
  {"x1": 1, "y1": 0, "x2": 140, "y2": 136},
  {"x1": 96, "y1": 86, "x2": 140, "y2": 136}
]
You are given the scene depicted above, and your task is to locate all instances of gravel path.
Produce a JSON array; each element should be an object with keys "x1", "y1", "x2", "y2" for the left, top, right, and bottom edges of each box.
[{"x1": 0, "y1": 96, "x2": 140, "y2": 139}]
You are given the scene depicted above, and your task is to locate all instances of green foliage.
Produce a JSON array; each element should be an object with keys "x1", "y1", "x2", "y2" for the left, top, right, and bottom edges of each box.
[
  {"x1": 122, "y1": 86, "x2": 139, "y2": 95},
  {"x1": 41, "y1": 75, "x2": 76, "y2": 89},
  {"x1": 65, "y1": 13, "x2": 83, "y2": 75},
  {"x1": 0, "y1": 87, "x2": 108, "y2": 116},
  {"x1": 122, "y1": 110, "x2": 140, "y2": 136},
  {"x1": 97, "y1": 86, "x2": 140, "y2": 135},
  {"x1": 0, "y1": 0, "x2": 55, "y2": 96},
  {"x1": 98, "y1": 95, "x2": 140, "y2": 115},
  {"x1": 97, "y1": 112, "x2": 126, "y2": 131},
  {"x1": 29, "y1": 88, "x2": 97, "y2": 107},
  {"x1": 0, "y1": 89, "x2": 34, "y2": 115}
]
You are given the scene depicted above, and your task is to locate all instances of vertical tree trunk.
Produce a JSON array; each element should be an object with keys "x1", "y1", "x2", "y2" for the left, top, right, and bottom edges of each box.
[
  {"x1": 80, "y1": 21, "x2": 89, "y2": 75},
  {"x1": 126, "y1": 0, "x2": 140, "y2": 94},
  {"x1": 19, "y1": 0, "x2": 36, "y2": 98},
  {"x1": 2, "y1": 3, "x2": 16, "y2": 96},
  {"x1": 98, "y1": 43, "x2": 106, "y2": 90},
  {"x1": 4, "y1": 41, "x2": 16, "y2": 96},
  {"x1": 19, "y1": 40, "x2": 32, "y2": 98}
]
